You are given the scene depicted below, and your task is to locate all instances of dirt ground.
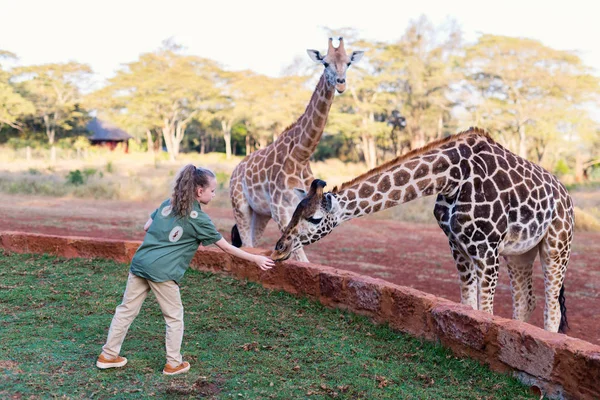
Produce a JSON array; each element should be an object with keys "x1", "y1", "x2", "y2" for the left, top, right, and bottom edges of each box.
[{"x1": 1, "y1": 193, "x2": 599, "y2": 346}]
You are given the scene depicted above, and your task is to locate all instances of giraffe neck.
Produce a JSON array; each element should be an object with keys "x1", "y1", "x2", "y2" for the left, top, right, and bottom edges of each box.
[
  {"x1": 334, "y1": 138, "x2": 465, "y2": 222},
  {"x1": 283, "y1": 74, "x2": 335, "y2": 164}
]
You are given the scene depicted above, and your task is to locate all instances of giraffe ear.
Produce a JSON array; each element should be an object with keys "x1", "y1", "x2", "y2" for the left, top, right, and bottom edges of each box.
[
  {"x1": 325, "y1": 194, "x2": 339, "y2": 213},
  {"x1": 307, "y1": 49, "x2": 324, "y2": 63},
  {"x1": 350, "y1": 51, "x2": 364, "y2": 63},
  {"x1": 325, "y1": 194, "x2": 333, "y2": 212},
  {"x1": 293, "y1": 188, "x2": 307, "y2": 200}
]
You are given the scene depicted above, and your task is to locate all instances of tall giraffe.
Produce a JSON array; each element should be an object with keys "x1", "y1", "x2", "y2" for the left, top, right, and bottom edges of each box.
[
  {"x1": 229, "y1": 38, "x2": 363, "y2": 262},
  {"x1": 272, "y1": 128, "x2": 574, "y2": 333}
]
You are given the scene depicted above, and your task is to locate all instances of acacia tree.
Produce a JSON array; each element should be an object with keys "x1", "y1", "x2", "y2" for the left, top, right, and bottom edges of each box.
[
  {"x1": 95, "y1": 42, "x2": 222, "y2": 161},
  {"x1": 211, "y1": 70, "x2": 248, "y2": 159},
  {"x1": 463, "y1": 34, "x2": 598, "y2": 162},
  {"x1": 391, "y1": 17, "x2": 462, "y2": 150},
  {"x1": 330, "y1": 18, "x2": 461, "y2": 168},
  {"x1": 15, "y1": 62, "x2": 91, "y2": 161},
  {"x1": 562, "y1": 112, "x2": 600, "y2": 181},
  {"x1": 345, "y1": 66, "x2": 390, "y2": 169},
  {"x1": 0, "y1": 51, "x2": 34, "y2": 131},
  {"x1": 310, "y1": 31, "x2": 388, "y2": 169},
  {"x1": 231, "y1": 71, "x2": 309, "y2": 153}
]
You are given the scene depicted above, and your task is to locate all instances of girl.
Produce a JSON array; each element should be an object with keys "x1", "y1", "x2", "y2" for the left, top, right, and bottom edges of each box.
[{"x1": 96, "y1": 164, "x2": 274, "y2": 375}]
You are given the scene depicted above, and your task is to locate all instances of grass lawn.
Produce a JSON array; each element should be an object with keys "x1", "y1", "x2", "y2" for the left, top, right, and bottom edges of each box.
[{"x1": 0, "y1": 252, "x2": 535, "y2": 399}]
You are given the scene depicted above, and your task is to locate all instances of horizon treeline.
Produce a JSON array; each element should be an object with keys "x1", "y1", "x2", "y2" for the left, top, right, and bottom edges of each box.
[{"x1": 1, "y1": 17, "x2": 599, "y2": 180}]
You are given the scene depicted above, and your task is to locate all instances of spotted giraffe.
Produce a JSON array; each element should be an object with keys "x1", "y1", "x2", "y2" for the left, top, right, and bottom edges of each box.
[
  {"x1": 229, "y1": 38, "x2": 363, "y2": 262},
  {"x1": 272, "y1": 127, "x2": 574, "y2": 333}
]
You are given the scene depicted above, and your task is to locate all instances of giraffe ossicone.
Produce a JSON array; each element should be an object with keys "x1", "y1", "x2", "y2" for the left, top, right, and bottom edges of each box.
[
  {"x1": 306, "y1": 37, "x2": 364, "y2": 93},
  {"x1": 229, "y1": 38, "x2": 363, "y2": 262},
  {"x1": 272, "y1": 127, "x2": 574, "y2": 333}
]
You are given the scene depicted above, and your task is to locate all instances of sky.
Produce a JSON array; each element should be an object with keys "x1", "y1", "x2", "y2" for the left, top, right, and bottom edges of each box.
[{"x1": 1, "y1": 0, "x2": 599, "y2": 87}]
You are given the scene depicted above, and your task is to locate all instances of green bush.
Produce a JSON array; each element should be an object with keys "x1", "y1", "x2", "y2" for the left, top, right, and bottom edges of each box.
[
  {"x1": 313, "y1": 134, "x2": 361, "y2": 163},
  {"x1": 128, "y1": 139, "x2": 146, "y2": 152},
  {"x1": 73, "y1": 136, "x2": 91, "y2": 150},
  {"x1": 215, "y1": 171, "x2": 230, "y2": 189},
  {"x1": 554, "y1": 159, "x2": 571, "y2": 176},
  {"x1": 589, "y1": 165, "x2": 600, "y2": 180},
  {"x1": 56, "y1": 137, "x2": 75, "y2": 149},
  {"x1": 82, "y1": 168, "x2": 97, "y2": 178},
  {"x1": 66, "y1": 170, "x2": 85, "y2": 186},
  {"x1": 6, "y1": 137, "x2": 40, "y2": 150}
]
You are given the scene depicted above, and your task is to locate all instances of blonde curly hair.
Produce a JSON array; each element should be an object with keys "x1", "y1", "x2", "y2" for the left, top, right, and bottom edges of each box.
[{"x1": 171, "y1": 164, "x2": 215, "y2": 218}]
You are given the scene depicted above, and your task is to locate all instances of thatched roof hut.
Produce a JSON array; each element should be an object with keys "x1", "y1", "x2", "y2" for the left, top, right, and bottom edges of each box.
[{"x1": 87, "y1": 118, "x2": 132, "y2": 152}]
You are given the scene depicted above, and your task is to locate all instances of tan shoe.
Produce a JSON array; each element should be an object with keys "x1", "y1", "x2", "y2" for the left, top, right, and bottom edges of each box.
[
  {"x1": 96, "y1": 354, "x2": 128, "y2": 369},
  {"x1": 163, "y1": 361, "x2": 190, "y2": 375}
]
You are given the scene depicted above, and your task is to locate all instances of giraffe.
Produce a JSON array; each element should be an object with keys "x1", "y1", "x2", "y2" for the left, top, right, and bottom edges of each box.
[
  {"x1": 229, "y1": 37, "x2": 364, "y2": 262},
  {"x1": 271, "y1": 127, "x2": 574, "y2": 333}
]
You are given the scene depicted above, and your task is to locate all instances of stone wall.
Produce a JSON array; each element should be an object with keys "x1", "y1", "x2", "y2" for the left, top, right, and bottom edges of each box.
[{"x1": 2, "y1": 231, "x2": 599, "y2": 400}]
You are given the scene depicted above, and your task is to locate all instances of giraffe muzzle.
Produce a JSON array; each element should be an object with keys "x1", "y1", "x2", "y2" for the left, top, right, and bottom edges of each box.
[{"x1": 270, "y1": 249, "x2": 291, "y2": 262}]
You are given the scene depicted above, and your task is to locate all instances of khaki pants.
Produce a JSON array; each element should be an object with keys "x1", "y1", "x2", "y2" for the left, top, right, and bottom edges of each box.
[{"x1": 101, "y1": 272, "x2": 184, "y2": 366}]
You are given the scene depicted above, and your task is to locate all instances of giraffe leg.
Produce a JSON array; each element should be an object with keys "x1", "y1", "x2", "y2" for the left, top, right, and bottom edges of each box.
[
  {"x1": 476, "y1": 248, "x2": 500, "y2": 315},
  {"x1": 231, "y1": 195, "x2": 255, "y2": 247},
  {"x1": 229, "y1": 167, "x2": 255, "y2": 247},
  {"x1": 290, "y1": 248, "x2": 309, "y2": 263},
  {"x1": 250, "y1": 212, "x2": 271, "y2": 247},
  {"x1": 538, "y1": 235, "x2": 571, "y2": 333},
  {"x1": 447, "y1": 237, "x2": 500, "y2": 313},
  {"x1": 504, "y1": 246, "x2": 538, "y2": 322},
  {"x1": 448, "y1": 242, "x2": 478, "y2": 310}
]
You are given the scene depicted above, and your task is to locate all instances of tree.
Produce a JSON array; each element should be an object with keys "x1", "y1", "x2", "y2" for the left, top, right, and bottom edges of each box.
[
  {"x1": 562, "y1": 112, "x2": 600, "y2": 182},
  {"x1": 330, "y1": 18, "x2": 462, "y2": 168},
  {"x1": 0, "y1": 51, "x2": 34, "y2": 131},
  {"x1": 462, "y1": 34, "x2": 599, "y2": 162},
  {"x1": 368, "y1": 16, "x2": 462, "y2": 155},
  {"x1": 210, "y1": 70, "x2": 249, "y2": 159},
  {"x1": 230, "y1": 71, "x2": 309, "y2": 152},
  {"x1": 84, "y1": 83, "x2": 156, "y2": 153},
  {"x1": 15, "y1": 62, "x2": 92, "y2": 161},
  {"x1": 92, "y1": 41, "x2": 223, "y2": 161},
  {"x1": 323, "y1": 30, "x2": 391, "y2": 169}
]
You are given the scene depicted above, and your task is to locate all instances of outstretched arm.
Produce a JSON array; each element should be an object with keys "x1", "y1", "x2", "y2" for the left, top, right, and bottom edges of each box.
[{"x1": 214, "y1": 238, "x2": 274, "y2": 271}]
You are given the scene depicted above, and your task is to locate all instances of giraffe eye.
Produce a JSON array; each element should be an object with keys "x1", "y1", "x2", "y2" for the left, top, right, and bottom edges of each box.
[{"x1": 306, "y1": 217, "x2": 322, "y2": 225}]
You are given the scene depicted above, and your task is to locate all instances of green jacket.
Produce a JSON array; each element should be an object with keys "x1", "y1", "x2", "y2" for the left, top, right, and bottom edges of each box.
[{"x1": 130, "y1": 199, "x2": 222, "y2": 283}]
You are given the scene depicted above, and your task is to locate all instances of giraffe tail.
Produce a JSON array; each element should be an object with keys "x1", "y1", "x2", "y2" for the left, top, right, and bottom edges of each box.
[
  {"x1": 231, "y1": 224, "x2": 242, "y2": 248},
  {"x1": 558, "y1": 284, "x2": 569, "y2": 334}
]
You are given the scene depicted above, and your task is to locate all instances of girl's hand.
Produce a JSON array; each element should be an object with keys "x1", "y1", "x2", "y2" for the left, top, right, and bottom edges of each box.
[
  {"x1": 214, "y1": 238, "x2": 274, "y2": 270},
  {"x1": 254, "y1": 255, "x2": 275, "y2": 271}
]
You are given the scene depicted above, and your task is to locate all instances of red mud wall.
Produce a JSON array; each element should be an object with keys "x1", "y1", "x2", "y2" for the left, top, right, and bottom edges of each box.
[{"x1": 1, "y1": 231, "x2": 599, "y2": 400}]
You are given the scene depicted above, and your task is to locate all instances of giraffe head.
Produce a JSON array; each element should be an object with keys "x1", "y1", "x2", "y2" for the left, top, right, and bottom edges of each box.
[
  {"x1": 306, "y1": 37, "x2": 364, "y2": 94},
  {"x1": 272, "y1": 179, "x2": 340, "y2": 261}
]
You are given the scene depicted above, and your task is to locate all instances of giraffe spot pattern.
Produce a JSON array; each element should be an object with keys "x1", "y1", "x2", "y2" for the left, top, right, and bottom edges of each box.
[
  {"x1": 413, "y1": 164, "x2": 429, "y2": 179},
  {"x1": 282, "y1": 130, "x2": 573, "y2": 333},
  {"x1": 378, "y1": 175, "x2": 391, "y2": 193},
  {"x1": 394, "y1": 170, "x2": 411, "y2": 186},
  {"x1": 416, "y1": 178, "x2": 431, "y2": 191},
  {"x1": 358, "y1": 184, "x2": 375, "y2": 198}
]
